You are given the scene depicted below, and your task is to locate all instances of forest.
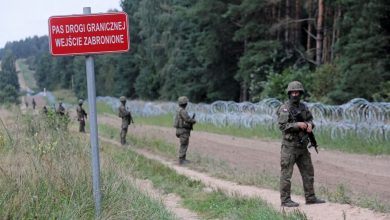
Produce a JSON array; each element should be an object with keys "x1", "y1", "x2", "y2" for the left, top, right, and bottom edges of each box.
[{"x1": 0, "y1": 0, "x2": 389, "y2": 104}]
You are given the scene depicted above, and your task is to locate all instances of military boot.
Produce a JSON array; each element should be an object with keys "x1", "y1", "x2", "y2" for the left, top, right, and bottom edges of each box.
[
  {"x1": 306, "y1": 198, "x2": 326, "y2": 205},
  {"x1": 182, "y1": 155, "x2": 190, "y2": 164},
  {"x1": 281, "y1": 200, "x2": 299, "y2": 207}
]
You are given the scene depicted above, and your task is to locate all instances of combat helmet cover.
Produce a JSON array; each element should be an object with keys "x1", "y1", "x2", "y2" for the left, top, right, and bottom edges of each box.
[
  {"x1": 119, "y1": 96, "x2": 126, "y2": 102},
  {"x1": 178, "y1": 96, "x2": 189, "y2": 105},
  {"x1": 286, "y1": 81, "x2": 305, "y2": 94}
]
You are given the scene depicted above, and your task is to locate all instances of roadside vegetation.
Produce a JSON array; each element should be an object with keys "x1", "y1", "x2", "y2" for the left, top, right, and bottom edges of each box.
[
  {"x1": 0, "y1": 108, "x2": 176, "y2": 219},
  {"x1": 0, "y1": 106, "x2": 309, "y2": 219},
  {"x1": 101, "y1": 135, "x2": 308, "y2": 220},
  {"x1": 52, "y1": 89, "x2": 78, "y2": 105}
]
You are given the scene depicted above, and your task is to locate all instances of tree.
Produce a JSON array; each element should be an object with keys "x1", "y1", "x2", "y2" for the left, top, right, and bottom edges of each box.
[
  {"x1": 0, "y1": 52, "x2": 20, "y2": 104},
  {"x1": 331, "y1": 0, "x2": 390, "y2": 103}
]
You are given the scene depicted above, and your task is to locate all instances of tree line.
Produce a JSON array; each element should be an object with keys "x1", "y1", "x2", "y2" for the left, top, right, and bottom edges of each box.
[
  {"x1": 1, "y1": 0, "x2": 389, "y2": 104},
  {"x1": 0, "y1": 52, "x2": 20, "y2": 104}
]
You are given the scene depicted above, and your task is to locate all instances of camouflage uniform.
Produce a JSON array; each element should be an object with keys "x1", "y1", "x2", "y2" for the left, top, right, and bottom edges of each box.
[
  {"x1": 277, "y1": 81, "x2": 325, "y2": 207},
  {"x1": 174, "y1": 96, "x2": 196, "y2": 164},
  {"x1": 76, "y1": 99, "x2": 88, "y2": 132},
  {"x1": 57, "y1": 102, "x2": 65, "y2": 116},
  {"x1": 42, "y1": 106, "x2": 48, "y2": 114},
  {"x1": 118, "y1": 96, "x2": 133, "y2": 145},
  {"x1": 32, "y1": 98, "x2": 36, "y2": 110}
]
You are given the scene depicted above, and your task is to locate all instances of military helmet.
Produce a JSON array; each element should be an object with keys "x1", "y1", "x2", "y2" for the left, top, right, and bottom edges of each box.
[
  {"x1": 286, "y1": 81, "x2": 305, "y2": 94},
  {"x1": 79, "y1": 99, "x2": 84, "y2": 104},
  {"x1": 119, "y1": 96, "x2": 126, "y2": 102},
  {"x1": 178, "y1": 96, "x2": 189, "y2": 105}
]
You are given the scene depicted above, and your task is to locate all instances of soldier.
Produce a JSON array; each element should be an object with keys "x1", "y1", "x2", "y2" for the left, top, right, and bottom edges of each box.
[
  {"x1": 42, "y1": 105, "x2": 48, "y2": 114},
  {"x1": 174, "y1": 96, "x2": 196, "y2": 165},
  {"x1": 118, "y1": 96, "x2": 133, "y2": 145},
  {"x1": 56, "y1": 101, "x2": 65, "y2": 116},
  {"x1": 76, "y1": 99, "x2": 88, "y2": 132},
  {"x1": 32, "y1": 98, "x2": 36, "y2": 110},
  {"x1": 277, "y1": 81, "x2": 325, "y2": 207}
]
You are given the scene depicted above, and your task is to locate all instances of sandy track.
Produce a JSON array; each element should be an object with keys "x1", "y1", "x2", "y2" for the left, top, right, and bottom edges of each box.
[
  {"x1": 98, "y1": 115, "x2": 390, "y2": 220},
  {"x1": 99, "y1": 134, "x2": 390, "y2": 220},
  {"x1": 128, "y1": 124, "x2": 390, "y2": 202}
]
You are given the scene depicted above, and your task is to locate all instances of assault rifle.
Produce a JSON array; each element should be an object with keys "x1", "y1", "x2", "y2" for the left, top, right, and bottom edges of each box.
[
  {"x1": 288, "y1": 108, "x2": 319, "y2": 154},
  {"x1": 190, "y1": 113, "x2": 196, "y2": 130},
  {"x1": 301, "y1": 132, "x2": 318, "y2": 154},
  {"x1": 126, "y1": 106, "x2": 134, "y2": 124}
]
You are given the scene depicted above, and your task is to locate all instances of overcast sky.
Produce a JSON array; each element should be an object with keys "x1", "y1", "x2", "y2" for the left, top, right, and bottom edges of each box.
[{"x1": 0, "y1": 0, "x2": 122, "y2": 48}]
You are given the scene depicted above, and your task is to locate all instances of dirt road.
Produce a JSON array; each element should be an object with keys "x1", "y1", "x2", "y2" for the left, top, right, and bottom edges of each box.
[
  {"x1": 125, "y1": 123, "x2": 390, "y2": 202},
  {"x1": 99, "y1": 115, "x2": 390, "y2": 220}
]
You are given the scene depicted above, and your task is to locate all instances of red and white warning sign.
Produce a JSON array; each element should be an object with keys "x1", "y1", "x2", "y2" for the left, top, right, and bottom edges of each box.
[{"x1": 48, "y1": 12, "x2": 130, "y2": 56}]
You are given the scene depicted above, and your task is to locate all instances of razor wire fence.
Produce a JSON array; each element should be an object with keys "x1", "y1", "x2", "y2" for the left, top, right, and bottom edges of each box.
[{"x1": 96, "y1": 96, "x2": 390, "y2": 142}]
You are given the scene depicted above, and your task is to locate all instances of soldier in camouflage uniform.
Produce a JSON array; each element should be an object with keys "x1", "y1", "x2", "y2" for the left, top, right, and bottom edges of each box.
[
  {"x1": 118, "y1": 96, "x2": 133, "y2": 145},
  {"x1": 76, "y1": 99, "x2": 88, "y2": 132},
  {"x1": 32, "y1": 98, "x2": 36, "y2": 110},
  {"x1": 277, "y1": 81, "x2": 325, "y2": 207},
  {"x1": 56, "y1": 101, "x2": 65, "y2": 116},
  {"x1": 174, "y1": 96, "x2": 196, "y2": 165}
]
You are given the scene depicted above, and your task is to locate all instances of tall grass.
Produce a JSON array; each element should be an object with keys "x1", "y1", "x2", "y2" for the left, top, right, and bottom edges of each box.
[
  {"x1": 0, "y1": 112, "x2": 176, "y2": 219},
  {"x1": 52, "y1": 89, "x2": 78, "y2": 105},
  {"x1": 103, "y1": 141, "x2": 308, "y2": 220}
]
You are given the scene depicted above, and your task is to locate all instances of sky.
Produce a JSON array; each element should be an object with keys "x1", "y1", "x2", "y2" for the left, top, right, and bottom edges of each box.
[{"x1": 0, "y1": 0, "x2": 122, "y2": 48}]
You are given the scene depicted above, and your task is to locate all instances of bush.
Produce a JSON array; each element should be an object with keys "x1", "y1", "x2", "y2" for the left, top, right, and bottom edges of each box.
[{"x1": 259, "y1": 66, "x2": 314, "y2": 101}]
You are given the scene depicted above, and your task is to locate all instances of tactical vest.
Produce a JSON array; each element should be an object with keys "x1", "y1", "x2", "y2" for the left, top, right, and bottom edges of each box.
[
  {"x1": 280, "y1": 102, "x2": 312, "y2": 148},
  {"x1": 174, "y1": 108, "x2": 191, "y2": 129}
]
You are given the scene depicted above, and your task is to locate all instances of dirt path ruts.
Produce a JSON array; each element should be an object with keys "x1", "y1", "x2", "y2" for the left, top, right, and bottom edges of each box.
[
  {"x1": 98, "y1": 115, "x2": 390, "y2": 220},
  {"x1": 101, "y1": 138, "x2": 200, "y2": 220},
  {"x1": 99, "y1": 135, "x2": 390, "y2": 220},
  {"x1": 128, "y1": 123, "x2": 390, "y2": 202}
]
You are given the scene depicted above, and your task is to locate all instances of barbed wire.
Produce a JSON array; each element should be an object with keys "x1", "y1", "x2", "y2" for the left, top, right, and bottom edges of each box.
[{"x1": 97, "y1": 96, "x2": 390, "y2": 142}]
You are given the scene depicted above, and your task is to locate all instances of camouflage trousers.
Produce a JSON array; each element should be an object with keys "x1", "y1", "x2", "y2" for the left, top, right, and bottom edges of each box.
[
  {"x1": 280, "y1": 145, "x2": 316, "y2": 203},
  {"x1": 177, "y1": 131, "x2": 190, "y2": 159},
  {"x1": 79, "y1": 119, "x2": 85, "y2": 132},
  {"x1": 120, "y1": 126, "x2": 128, "y2": 145}
]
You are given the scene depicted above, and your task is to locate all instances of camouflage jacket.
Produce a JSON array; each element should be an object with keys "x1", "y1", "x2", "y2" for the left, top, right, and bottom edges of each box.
[
  {"x1": 277, "y1": 101, "x2": 315, "y2": 148},
  {"x1": 174, "y1": 107, "x2": 195, "y2": 130},
  {"x1": 118, "y1": 104, "x2": 132, "y2": 127},
  {"x1": 76, "y1": 105, "x2": 87, "y2": 121},
  {"x1": 57, "y1": 105, "x2": 65, "y2": 116}
]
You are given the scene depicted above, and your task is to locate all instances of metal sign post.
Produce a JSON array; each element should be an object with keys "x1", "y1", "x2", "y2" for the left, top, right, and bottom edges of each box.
[
  {"x1": 48, "y1": 7, "x2": 130, "y2": 218},
  {"x1": 84, "y1": 7, "x2": 101, "y2": 217}
]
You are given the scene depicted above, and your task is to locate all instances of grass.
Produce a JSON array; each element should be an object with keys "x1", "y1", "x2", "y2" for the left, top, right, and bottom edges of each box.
[
  {"x1": 52, "y1": 89, "x2": 78, "y2": 105},
  {"x1": 102, "y1": 139, "x2": 308, "y2": 220},
  {"x1": 97, "y1": 120, "x2": 390, "y2": 213},
  {"x1": 16, "y1": 59, "x2": 38, "y2": 90},
  {"x1": 0, "y1": 111, "x2": 176, "y2": 219},
  {"x1": 96, "y1": 101, "x2": 116, "y2": 115}
]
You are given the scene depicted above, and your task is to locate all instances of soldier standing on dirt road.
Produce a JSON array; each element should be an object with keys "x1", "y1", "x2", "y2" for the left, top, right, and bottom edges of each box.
[
  {"x1": 32, "y1": 98, "x2": 36, "y2": 110},
  {"x1": 118, "y1": 96, "x2": 133, "y2": 145},
  {"x1": 276, "y1": 81, "x2": 325, "y2": 207},
  {"x1": 76, "y1": 99, "x2": 88, "y2": 132},
  {"x1": 174, "y1": 96, "x2": 196, "y2": 165}
]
